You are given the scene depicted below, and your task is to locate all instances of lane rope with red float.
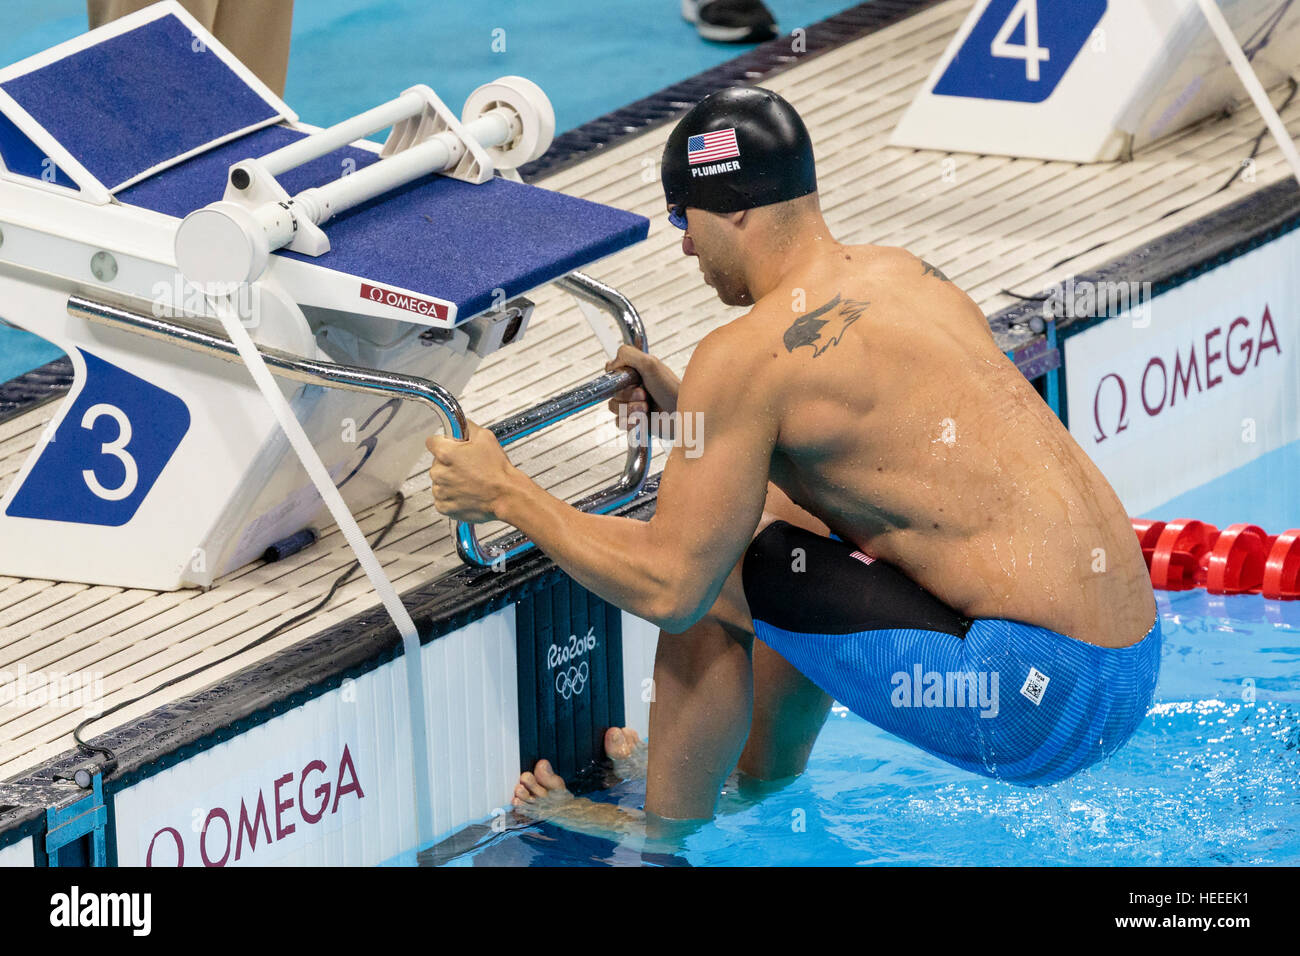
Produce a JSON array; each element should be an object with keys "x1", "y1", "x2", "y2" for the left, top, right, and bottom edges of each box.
[{"x1": 1132, "y1": 519, "x2": 1300, "y2": 599}]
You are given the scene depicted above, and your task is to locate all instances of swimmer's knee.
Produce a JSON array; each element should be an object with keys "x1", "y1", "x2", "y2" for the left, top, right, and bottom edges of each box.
[
  {"x1": 741, "y1": 517, "x2": 804, "y2": 580},
  {"x1": 686, "y1": 515, "x2": 789, "y2": 636}
]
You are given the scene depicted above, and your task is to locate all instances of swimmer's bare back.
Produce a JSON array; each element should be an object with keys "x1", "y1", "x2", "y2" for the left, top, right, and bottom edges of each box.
[
  {"x1": 429, "y1": 239, "x2": 1155, "y2": 651},
  {"x1": 729, "y1": 243, "x2": 1155, "y2": 649}
]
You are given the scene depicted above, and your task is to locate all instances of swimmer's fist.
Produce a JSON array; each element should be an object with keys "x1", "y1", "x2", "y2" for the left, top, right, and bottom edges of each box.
[
  {"x1": 606, "y1": 345, "x2": 680, "y2": 423},
  {"x1": 426, "y1": 420, "x2": 520, "y2": 523}
]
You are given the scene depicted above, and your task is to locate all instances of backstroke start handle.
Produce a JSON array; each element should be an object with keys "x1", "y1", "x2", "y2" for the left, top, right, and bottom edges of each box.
[
  {"x1": 454, "y1": 270, "x2": 652, "y2": 569},
  {"x1": 456, "y1": 366, "x2": 647, "y2": 568}
]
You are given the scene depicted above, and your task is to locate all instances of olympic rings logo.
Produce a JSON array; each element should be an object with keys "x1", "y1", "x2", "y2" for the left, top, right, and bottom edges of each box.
[{"x1": 555, "y1": 662, "x2": 589, "y2": 700}]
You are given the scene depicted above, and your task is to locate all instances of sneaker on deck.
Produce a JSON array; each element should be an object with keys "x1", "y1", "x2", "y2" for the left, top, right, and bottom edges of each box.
[{"x1": 681, "y1": 0, "x2": 779, "y2": 44}]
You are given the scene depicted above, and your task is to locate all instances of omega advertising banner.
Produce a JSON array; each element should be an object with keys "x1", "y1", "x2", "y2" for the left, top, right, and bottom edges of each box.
[
  {"x1": 112, "y1": 610, "x2": 519, "y2": 866},
  {"x1": 1064, "y1": 228, "x2": 1300, "y2": 516}
]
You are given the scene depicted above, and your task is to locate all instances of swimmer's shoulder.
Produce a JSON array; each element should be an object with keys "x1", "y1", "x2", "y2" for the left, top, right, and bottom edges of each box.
[
  {"x1": 677, "y1": 307, "x2": 805, "y2": 416},
  {"x1": 729, "y1": 295, "x2": 816, "y2": 363},
  {"x1": 843, "y1": 244, "x2": 955, "y2": 287},
  {"x1": 854, "y1": 245, "x2": 995, "y2": 341},
  {"x1": 676, "y1": 322, "x2": 800, "y2": 434},
  {"x1": 681, "y1": 320, "x2": 779, "y2": 398}
]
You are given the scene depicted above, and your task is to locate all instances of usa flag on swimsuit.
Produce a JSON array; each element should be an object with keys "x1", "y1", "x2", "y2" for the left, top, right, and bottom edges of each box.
[{"x1": 688, "y1": 129, "x2": 740, "y2": 164}]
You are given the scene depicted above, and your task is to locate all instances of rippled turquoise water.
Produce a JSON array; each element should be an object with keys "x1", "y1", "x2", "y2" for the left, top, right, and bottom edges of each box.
[{"x1": 694, "y1": 592, "x2": 1300, "y2": 866}]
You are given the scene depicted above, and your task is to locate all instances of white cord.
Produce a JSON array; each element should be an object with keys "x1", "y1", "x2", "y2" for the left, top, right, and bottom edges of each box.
[
  {"x1": 208, "y1": 292, "x2": 435, "y2": 856},
  {"x1": 1197, "y1": 0, "x2": 1300, "y2": 188},
  {"x1": 573, "y1": 294, "x2": 622, "y2": 361}
]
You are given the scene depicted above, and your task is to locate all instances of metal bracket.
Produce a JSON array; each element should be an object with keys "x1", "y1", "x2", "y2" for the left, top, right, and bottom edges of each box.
[
  {"x1": 44, "y1": 771, "x2": 107, "y2": 867},
  {"x1": 1008, "y1": 317, "x2": 1062, "y2": 416},
  {"x1": 1010, "y1": 334, "x2": 1061, "y2": 381},
  {"x1": 381, "y1": 84, "x2": 494, "y2": 185}
]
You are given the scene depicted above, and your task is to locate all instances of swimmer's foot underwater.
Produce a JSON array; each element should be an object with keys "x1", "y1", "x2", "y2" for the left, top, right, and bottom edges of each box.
[
  {"x1": 509, "y1": 727, "x2": 671, "y2": 843},
  {"x1": 512, "y1": 726, "x2": 646, "y2": 812},
  {"x1": 429, "y1": 87, "x2": 1162, "y2": 829},
  {"x1": 510, "y1": 726, "x2": 787, "y2": 845}
]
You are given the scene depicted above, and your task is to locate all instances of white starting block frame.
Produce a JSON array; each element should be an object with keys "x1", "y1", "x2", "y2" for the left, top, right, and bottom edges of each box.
[
  {"x1": 892, "y1": 0, "x2": 1300, "y2": 163},
  {"x1": 0, "y1": 2, "x2": 650, "y2": 591}
]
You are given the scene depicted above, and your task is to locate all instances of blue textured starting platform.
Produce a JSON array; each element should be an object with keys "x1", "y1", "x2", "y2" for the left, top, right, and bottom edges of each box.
[
  {"x1": 118, "y1": 125, "x2": 649, "y2": 320},
  {"x1": 1, "y1": 12, "x2": 287, "y2": 190},
  {"x1": 0, "y1": 5, "x2": 648, "y2": 320}
]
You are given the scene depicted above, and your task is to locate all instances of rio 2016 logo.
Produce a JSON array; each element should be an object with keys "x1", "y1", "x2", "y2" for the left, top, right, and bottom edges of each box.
[
  {"x1": 549, "y1": 627, "x2": 597, "y2": 700},
  {"x1": 547, "y1": 626, "x2": 597, "y2": 670}
]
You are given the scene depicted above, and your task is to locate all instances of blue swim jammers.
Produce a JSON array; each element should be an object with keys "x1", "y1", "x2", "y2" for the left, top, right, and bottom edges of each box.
[{"x1": 741, "y1": 521, "x2": 1162, "y2": 786}]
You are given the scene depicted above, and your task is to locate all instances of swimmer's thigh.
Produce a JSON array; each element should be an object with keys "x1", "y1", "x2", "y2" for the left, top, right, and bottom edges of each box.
[
  {"x1": 645, "y1": 486, "x2": 830, "y2": 816},
  {"x1": 732, "y1": 486, "x2": 835, "y2": 780},
  {"x1": 742, "y1": 519, "x2": 981, "y2": 773}
]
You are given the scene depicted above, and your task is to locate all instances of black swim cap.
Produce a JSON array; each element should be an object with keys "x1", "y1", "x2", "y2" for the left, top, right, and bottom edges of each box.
[{"x1": 661, "y1": 86, "x2": 817, "y2": 226}]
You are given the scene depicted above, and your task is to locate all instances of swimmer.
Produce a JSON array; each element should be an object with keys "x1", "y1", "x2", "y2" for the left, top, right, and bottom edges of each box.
[{"x1": 428, "y1": 86, "x2": 1160, "y2": 831}]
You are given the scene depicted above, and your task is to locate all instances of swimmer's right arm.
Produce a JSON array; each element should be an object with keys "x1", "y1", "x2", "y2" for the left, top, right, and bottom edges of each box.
[{"x1": 490, "y1": 329, "x2": 775, "y2": 633}]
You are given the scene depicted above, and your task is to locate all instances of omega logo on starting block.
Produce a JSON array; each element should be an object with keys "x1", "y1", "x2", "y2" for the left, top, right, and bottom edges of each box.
[{"x1": 360, "y1": 282, "x2": 450, "y2": 321}]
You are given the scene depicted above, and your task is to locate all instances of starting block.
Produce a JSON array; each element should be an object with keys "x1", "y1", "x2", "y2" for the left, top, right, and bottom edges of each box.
[
  {"x1": 892, "y1": 0, "x2": 1300, "y2": 163},
  {"x1": 0, "y1": 1, "x2": 651, "y2": 590}
]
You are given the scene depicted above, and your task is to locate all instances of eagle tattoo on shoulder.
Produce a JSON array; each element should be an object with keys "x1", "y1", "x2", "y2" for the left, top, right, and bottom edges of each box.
[
  {"x1": 783, "y1": 295, "x2": 870, "y2": 357},
  {"x1": 921, "y1": 260, "x2": 950, "y2": 282}
]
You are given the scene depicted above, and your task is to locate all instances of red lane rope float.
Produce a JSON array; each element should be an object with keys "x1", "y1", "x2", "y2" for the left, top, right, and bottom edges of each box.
[{"x1": 1132, "y1": 519, "x2": 1300, "y2": 599}]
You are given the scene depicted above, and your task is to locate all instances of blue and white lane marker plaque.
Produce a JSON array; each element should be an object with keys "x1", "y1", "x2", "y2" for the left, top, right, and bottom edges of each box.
[
  {"x1": 6, "y1": 349, "x2": 191, "y2": 527},
  {"x1": 933, "y1": 0, "x2": 1108, "y2": 104}
]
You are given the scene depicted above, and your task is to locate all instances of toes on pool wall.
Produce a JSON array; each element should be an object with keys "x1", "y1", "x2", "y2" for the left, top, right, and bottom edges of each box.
[{"x1": 514, "y1": 578, "x2": 660, "y2": 793}]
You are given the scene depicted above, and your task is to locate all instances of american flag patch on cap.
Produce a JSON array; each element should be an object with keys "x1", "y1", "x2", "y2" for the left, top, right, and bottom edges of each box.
[
  {"x1": 850, "y1": 550, "x2": 875, "y2": 566},
  {"x1": 688, "y1": 129, "x2": 740, "y2": 165}
]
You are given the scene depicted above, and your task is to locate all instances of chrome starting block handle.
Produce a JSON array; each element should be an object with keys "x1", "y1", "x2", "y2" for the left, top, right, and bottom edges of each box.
[
  {"x1": 456, "y1": 271, "x2": 650, "y2": 567},
  {"x1": 68, "y1": 293, "x2": 473, "y2": 436},
  {"x1": 67, "y1": 269, "x2": 649, "y2": 572}
]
